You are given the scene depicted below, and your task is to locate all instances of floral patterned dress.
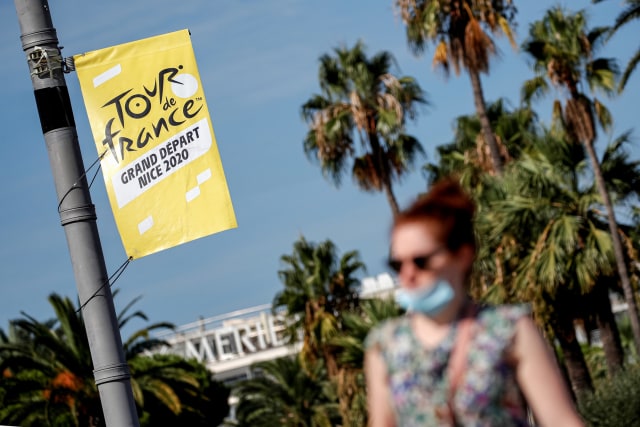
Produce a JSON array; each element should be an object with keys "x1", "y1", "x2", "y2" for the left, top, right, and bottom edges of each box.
[{"x1": 365, "y1": 304, "x2": 531, "y2": 427}]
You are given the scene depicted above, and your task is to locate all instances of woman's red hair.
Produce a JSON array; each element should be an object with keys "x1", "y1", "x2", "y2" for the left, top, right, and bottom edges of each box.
[{"x1": 393, "y1": 178, "x2": 476, "y2": 252}]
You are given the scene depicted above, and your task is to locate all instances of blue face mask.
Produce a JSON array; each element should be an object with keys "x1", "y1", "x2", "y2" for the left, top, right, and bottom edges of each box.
[{"x1": 395, "y1": 279, "x2": 455, "y2": 316}]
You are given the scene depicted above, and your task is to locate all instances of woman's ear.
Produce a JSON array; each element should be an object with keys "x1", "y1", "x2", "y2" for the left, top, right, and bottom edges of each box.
[{"x1": 457, "y1": 244, "x2": 475, "y2": 269}]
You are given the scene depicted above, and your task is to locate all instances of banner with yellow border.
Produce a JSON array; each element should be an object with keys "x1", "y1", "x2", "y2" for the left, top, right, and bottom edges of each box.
[{"x1": 74, "y1": 29, "x2": 236, "y2": 259}]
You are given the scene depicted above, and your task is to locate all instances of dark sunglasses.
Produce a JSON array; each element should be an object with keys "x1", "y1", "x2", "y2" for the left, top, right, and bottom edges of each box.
[{"x1": 387, "y1": 248, "x2": 445, "y2": 273}]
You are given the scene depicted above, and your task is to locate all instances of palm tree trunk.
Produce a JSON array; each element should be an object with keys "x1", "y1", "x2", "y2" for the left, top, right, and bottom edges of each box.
[
  {"x1": 551, "y1": 311, "x2": 594, "y2": 396},
  {"x1": 592, "y1": 282, "x2": 624, "y2": 374},
  {"x1": 583, "y1": 138, "x2": 640, "y2": 356},
  {"x1": 336, "y1": 368, "x2": 362, "y2": 427},
  {"x1": 467, "y1": 68, "x2": 504, "y2": 174},
  {"x1": 383, "y1": 182, "x2": 400, "y2": 217},
  {"x1": 369, "y1": 129, "x2": 400, "y2": 216}
]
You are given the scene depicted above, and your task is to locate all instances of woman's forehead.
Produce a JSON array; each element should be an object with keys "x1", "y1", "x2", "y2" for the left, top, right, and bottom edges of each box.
[{"x1": 391, "y1": 222, "x2": 443, "y2": 251}]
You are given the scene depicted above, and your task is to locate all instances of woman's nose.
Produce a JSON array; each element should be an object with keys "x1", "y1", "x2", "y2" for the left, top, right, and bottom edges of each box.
[{"x1": 399, "y1": 263, "x2": 419, "y2": 285}]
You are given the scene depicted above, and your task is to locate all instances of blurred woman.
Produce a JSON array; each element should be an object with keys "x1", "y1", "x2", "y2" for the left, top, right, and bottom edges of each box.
[{"x1": 364, "y1": 178, "x2": 583, "y2": 426}]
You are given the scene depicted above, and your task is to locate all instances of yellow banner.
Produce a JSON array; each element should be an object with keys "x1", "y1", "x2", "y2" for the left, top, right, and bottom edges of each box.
[{"x1": 74, "y1": 30, "x2": 236, "y2": 259}]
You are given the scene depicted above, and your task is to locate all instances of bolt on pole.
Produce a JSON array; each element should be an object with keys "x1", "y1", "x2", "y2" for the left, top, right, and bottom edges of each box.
[{"x1": 13, "y1": 1, "x2": 140, "y2": 426}]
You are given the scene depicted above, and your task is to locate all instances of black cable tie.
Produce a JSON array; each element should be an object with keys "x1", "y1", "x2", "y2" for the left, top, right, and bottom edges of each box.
[
  {"x1": 57, "y1": 149, "x2": 107, "y2": 213},
  {"x1": 76, "y1": 257, "x2": 133, "y2": 313}
]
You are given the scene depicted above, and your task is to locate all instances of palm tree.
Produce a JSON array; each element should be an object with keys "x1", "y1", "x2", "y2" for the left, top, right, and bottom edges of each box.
[
  {"x1": 131, "y1": 355, "x2": 230, "y2": 427},
  {"x1": 521, "y1": 5, "x2": 640, "y2": 356},
  {"x1": 424, "y1": 97, "x2": 537, "y2": 194},
  {"x1": 233, "y1": 356, "x2": 340, "y2": 427},
  {"x1": 116, "y1": 292, "x2": 174, "y2": 359},
  {"x1": 0, "y1": 294, "x2": 101, "y2": 426},
  {"x1": 395, "y1": 0, "x2": 518, "y2": 174},
  {"x1": 595, "y1": 0, "x2": 640, "y2": 91},
  {"x1": 481, "y1": 134, "x2": 599, "y2": 393},
  {"x1": 301, "y1": 41, "x2": 427, "y2": 216},
  {"x1": 272, "y1": 237, "x2": 366, "y2": 426},
  {"x1": 423, "y1": 100, "x2": 538, "y2": 284},
  {"x1": 0, "y1": 292, "x2": 228, "y2": 426},
  {"x1": 326, "y1": 297, "x2": 402, "y2": 426},
  {"x1": 272, "y1": 236, "x2": 366, "y2": 378},
  {"x1": 117, "y1": 292, "x2": 230, "y2": 425},
  {"x1": 478, "y1": 130, "x2": 640, "y2": 392}
]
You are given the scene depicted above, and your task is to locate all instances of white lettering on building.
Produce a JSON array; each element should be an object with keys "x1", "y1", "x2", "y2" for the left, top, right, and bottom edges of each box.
[{"x1": 146, "y1": 307, "x2": 293, "y2": 365}]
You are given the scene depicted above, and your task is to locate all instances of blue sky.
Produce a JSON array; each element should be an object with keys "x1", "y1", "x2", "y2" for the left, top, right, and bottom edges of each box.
[{"x1": 1, "y1": 0, "x2": 638, "y2": 336}]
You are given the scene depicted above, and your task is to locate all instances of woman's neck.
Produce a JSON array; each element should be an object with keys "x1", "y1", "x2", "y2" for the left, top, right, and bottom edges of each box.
[
  {"x1": 408, "y1": 296, "x2": 473, "y2": 348},
  {"x1": 431, "y1": 294, "x2": 471, "y2": 324}
]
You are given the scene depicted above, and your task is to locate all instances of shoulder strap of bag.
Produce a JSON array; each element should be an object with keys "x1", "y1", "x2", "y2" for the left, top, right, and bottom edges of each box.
[{"x1": 445, "y1": 304, "x2": 477, "y2": 425}]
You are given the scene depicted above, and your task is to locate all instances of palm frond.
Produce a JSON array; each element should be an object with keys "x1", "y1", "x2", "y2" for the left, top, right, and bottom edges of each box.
[
  {"x1": 619, "y1": 47, "x2": 640, "y2": 92},
  {"x1": 521, "y1": 76, "x2": 549, "y2": 104},
  {"x1": 592, "y1": 98, "x2": 613, "y2": 133}
]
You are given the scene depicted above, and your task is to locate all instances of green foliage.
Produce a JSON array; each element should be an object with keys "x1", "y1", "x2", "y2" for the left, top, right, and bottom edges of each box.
[
  {"x1": 600, "y1": 0, "x2": 640, "y2": 91},
  {"x1": 0, "y1": 294, "x2": 102, "y2": 426},
  {"x1": 233, "y1": 356, "x2": 340, "y2": 427},
  {"x1": 273, "y1": 236, "x2": 365, "y2": 371},
  {"x1": 0, "y1": 292, "x2": 229, "y2": 426},
  {"x1": 327, "y1": 297, "x2": 402, "y2": 426},
  {"x1": 521, "y1": 5, "x2": 620, "y2": 143},
  {"x1": 451, "y1": 108, "x2": 639, "y2": 393},
  {"x1": 580, "y1": 343, "x2": 609, "y2": 385},
  {"x1": 578, "y1": 364, "x2": 640, "y2": 426},
  {"x1": 424, "y1": 98, "x2": 538, "y2": 188},
  {"x1": 134, "y1": 355, "x2": 230, "y2": 427},
  {"x1": 616, "y1": 313, "x2": 640, "y2": 364},
  {"x1": 301, "y1": 41, "x2": 427, "y2": 214},
  {"x1": 396, "y1": 0, "x2": 518, "y2": 173},
  {"x1": 272, "y1": 236, "x2": 368, "y2": 425},
  {"x1": 395, "y1": 0, "x2": 518, "y2": 73},
  {"x1": 329, "y1": 297, "x2": 402, "y2": 370}
]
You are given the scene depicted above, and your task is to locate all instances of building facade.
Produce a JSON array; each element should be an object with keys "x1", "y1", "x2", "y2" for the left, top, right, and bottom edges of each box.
[{"x1": 147, "y1": 273, "x2": 396, "y2": 384}]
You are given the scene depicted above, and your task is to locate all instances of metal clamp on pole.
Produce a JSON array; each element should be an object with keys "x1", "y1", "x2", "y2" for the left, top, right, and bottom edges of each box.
[
  {"x1": 59, "y1": 204, "x2": 98, "y2": 226},
  {"x1": 94, "y1": 363, "x2": 133, "y2": 386}
]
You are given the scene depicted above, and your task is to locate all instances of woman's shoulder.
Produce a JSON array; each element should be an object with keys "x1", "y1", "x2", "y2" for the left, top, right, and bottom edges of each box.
[
  {"x1": 474, "y1": 303, "x2": 532, "y2": 342},
  {"x1": 478, "y1": 302, "x2": 531, "y2": 320},
  {"x1": 364, "y1": 316, "x2": 409, "y2": 350}
]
